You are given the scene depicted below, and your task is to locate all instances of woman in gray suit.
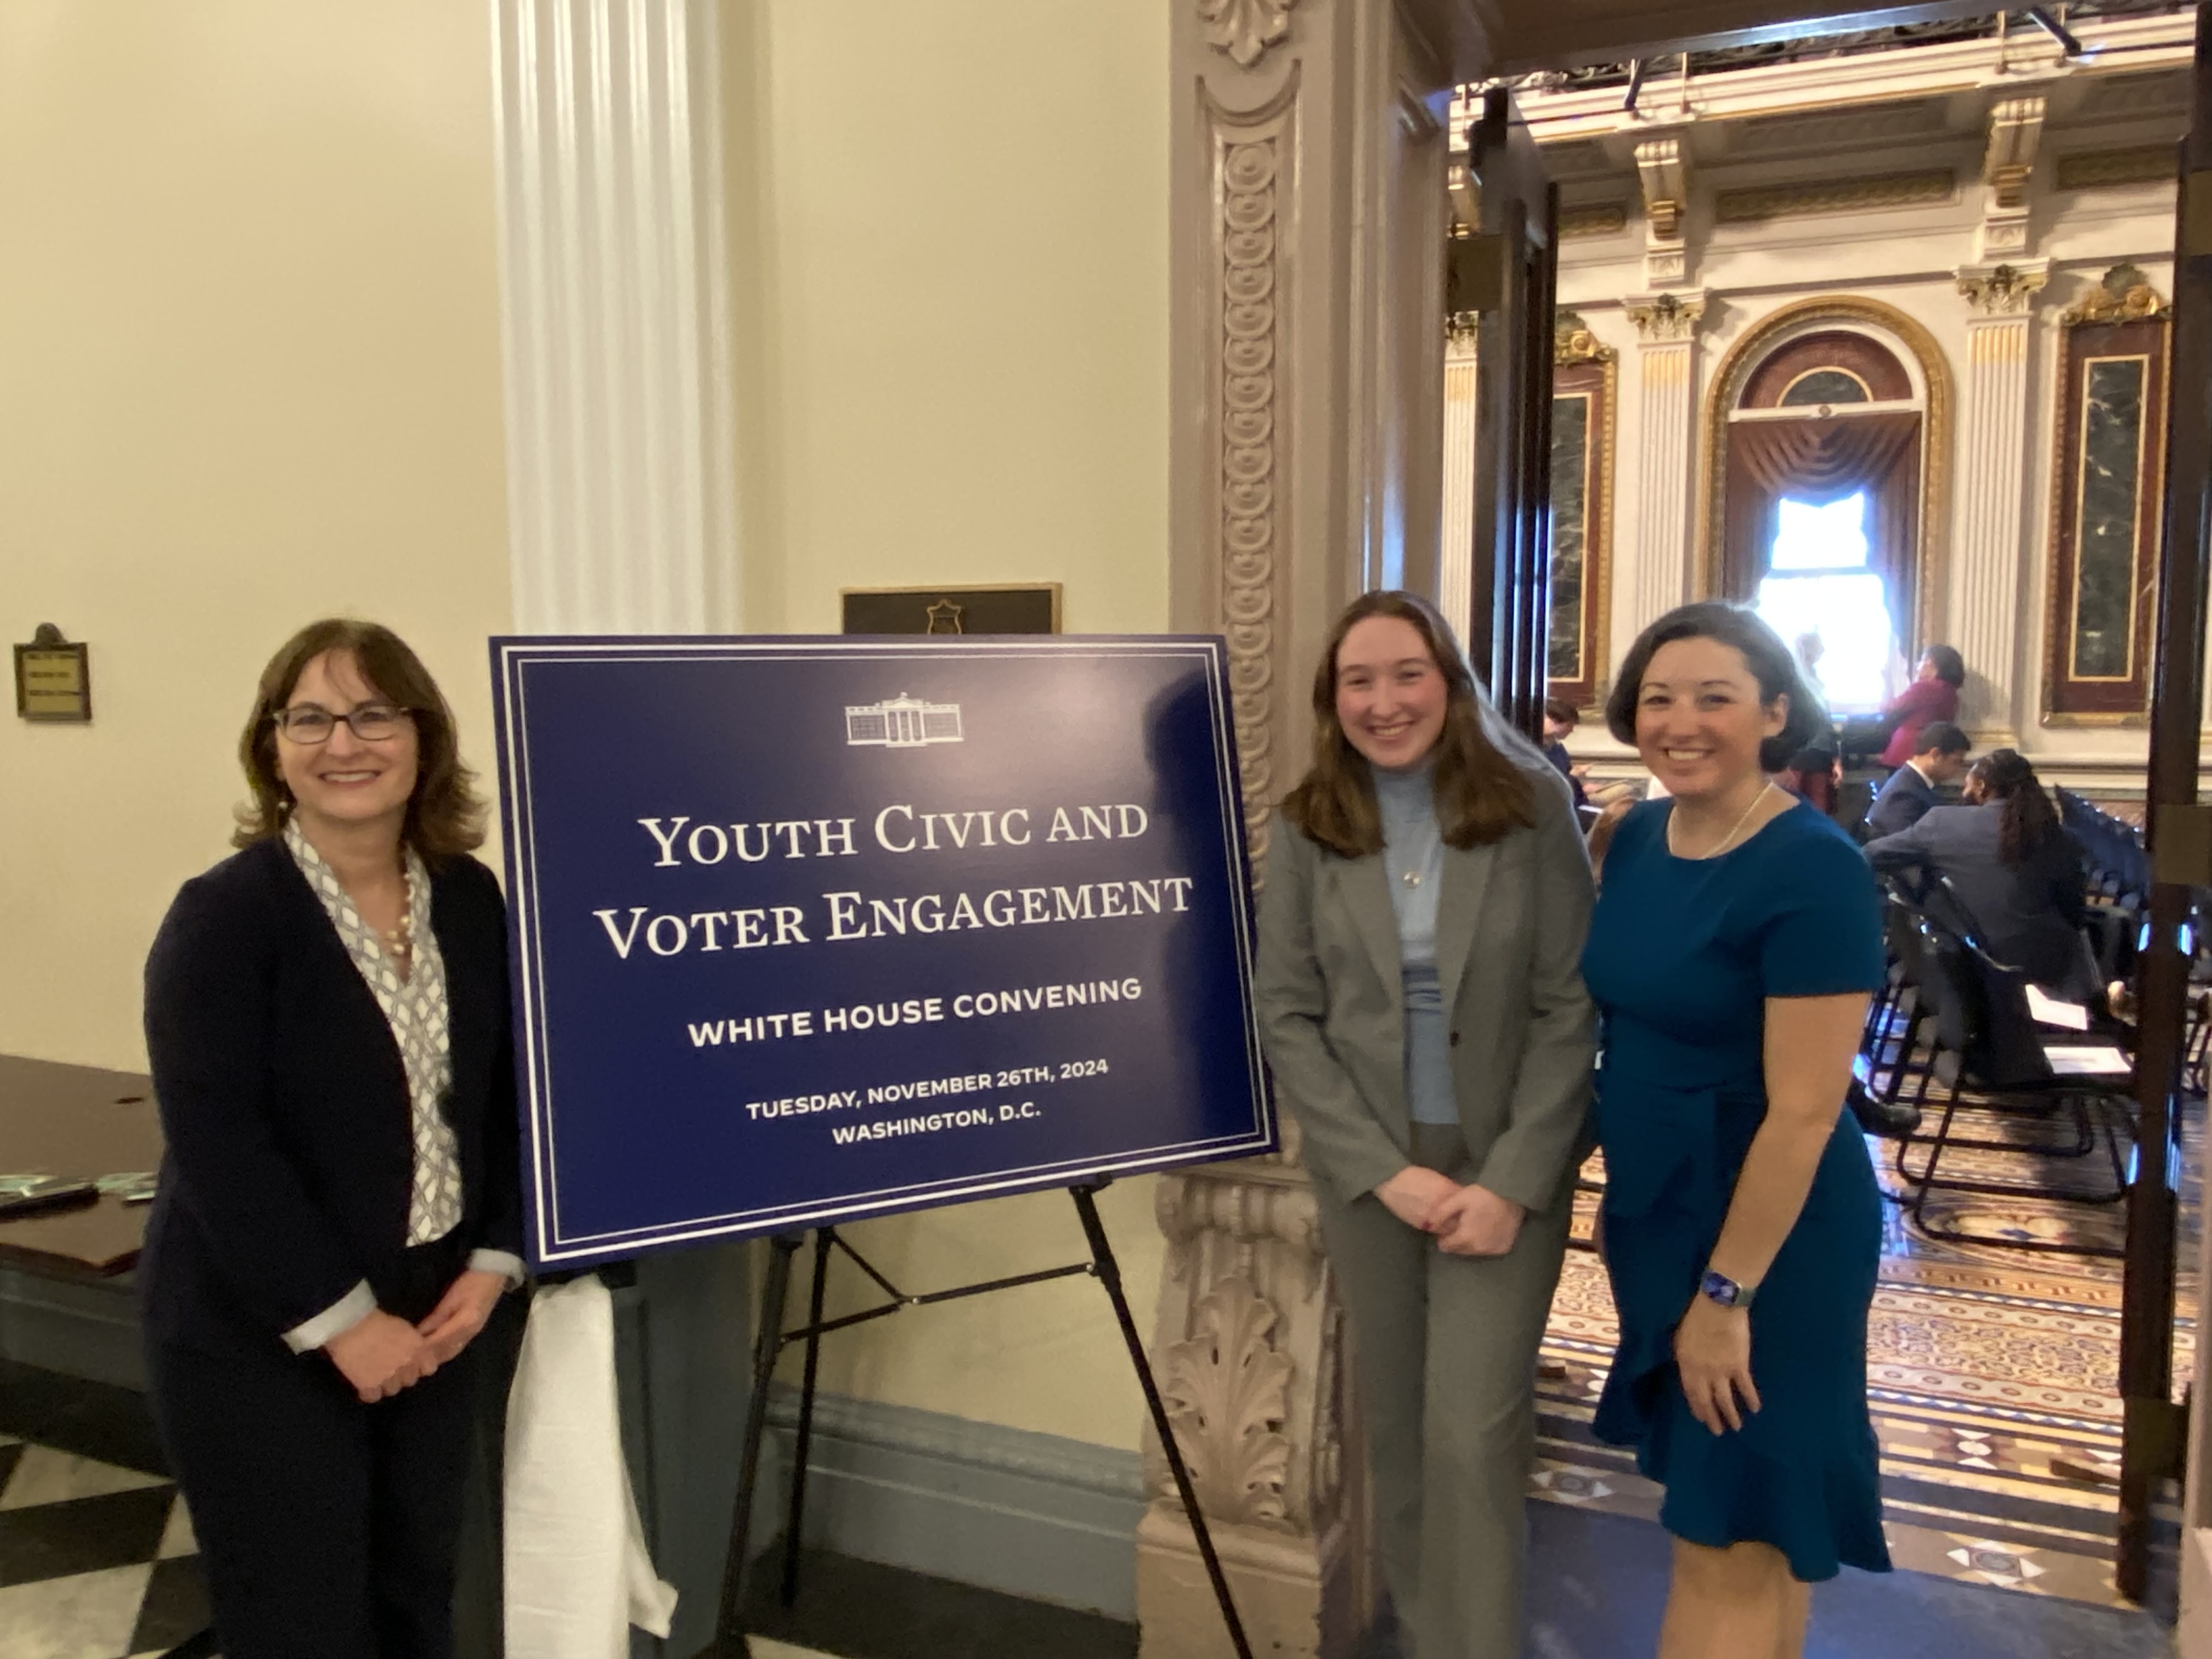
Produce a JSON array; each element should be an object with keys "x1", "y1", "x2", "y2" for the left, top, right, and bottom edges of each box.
[{"x1": 1254, "y1": 590, "x2": 1596, "y2": 1659}]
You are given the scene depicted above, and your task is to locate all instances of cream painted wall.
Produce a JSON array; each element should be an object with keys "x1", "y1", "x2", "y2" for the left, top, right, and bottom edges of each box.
[
  {"x1": 0, "y1": 1, "x2": 512, "y2": 1069},
  {"x1": 719, "y1": 1, "x2": 1175, "y2": 1451}
]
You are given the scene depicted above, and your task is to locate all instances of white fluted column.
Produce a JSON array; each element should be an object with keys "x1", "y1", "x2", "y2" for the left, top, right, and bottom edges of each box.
[
  {"x1": 1951, "y1": 261, "x2": 2047, "y2": 741},
  {"x1": 492, "y1": 0, "x2": 738, "y2": 634},
  {"x1": 1438, "y1": 329, "x2": 1479, "y2": 644},
  {"x1": 1624, "y1": 292, "x2": 1705, "y2": 633}
]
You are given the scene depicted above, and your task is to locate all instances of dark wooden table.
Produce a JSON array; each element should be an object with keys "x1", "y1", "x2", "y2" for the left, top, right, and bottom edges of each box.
[{"x1": 0, "y1": 1054, "x2": 162, "y2": 1278}]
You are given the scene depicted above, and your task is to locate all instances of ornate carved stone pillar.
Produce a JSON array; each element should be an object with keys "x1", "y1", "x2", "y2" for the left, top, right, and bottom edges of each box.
[
  {"x1": 1951, "y1": 260, "x2": 2049, "y2": 741},
  {"x1": 1158, "y1": 1, "x2": 1467, "y2": 1653},
  {"x1": 1623, "y1": 291, "x2": 1706, "y2": 630}
]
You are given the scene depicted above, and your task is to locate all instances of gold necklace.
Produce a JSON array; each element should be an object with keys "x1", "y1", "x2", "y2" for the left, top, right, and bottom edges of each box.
[{"x1": 1669, "y1": 782, "x2": 1778, "y2": 860}]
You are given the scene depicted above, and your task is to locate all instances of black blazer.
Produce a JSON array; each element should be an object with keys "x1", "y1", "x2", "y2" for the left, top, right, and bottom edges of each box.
[
  {"x1": 1863, "y1": 764, "x2": 1940, "y2": 840},
  {"x1": 140, "y1": 839, "x2": 523, "y2": 1351}
]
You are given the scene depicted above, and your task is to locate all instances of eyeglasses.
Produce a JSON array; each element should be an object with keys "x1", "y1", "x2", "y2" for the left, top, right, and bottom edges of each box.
[{"x1": 272, "y1": 703, "x2": 415, "y2": 744}]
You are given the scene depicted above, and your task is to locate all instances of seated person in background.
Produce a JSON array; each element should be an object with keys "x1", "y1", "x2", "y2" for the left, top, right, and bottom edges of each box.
[
  {"x1": 1863, "y1": 721, "x2": 1971, "y2": 839},
  {"x1": 1584, "y1": 795, "x2": 1635, "y2": 885},
  {"x1": 1542, "y1": 696, "x2": 1590, "y2": 810},
  {"x1": 1777, "y1": 745, "x2": 1841, "y2": 817},
  {"x1": 1864, "y1": 749, "x2": 2098, "y2": 1001},
  {"x1": 1876, "y1": 644, "x2": 1966, "y2": 770}
]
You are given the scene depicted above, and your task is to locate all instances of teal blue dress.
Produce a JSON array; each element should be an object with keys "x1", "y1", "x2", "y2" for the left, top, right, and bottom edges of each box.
[{"x1": 1581, "y1": 798, "x2": 1891, "y2": 1581}]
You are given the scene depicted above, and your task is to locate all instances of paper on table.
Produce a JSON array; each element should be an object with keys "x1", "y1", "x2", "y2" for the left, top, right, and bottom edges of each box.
[
  {"x1": 2042, "y1": 1045, "x2": 2131, "y2": 1076},
  {"x1": 2025, "y1": 984, "x2": 2091, "y2": 1030}
]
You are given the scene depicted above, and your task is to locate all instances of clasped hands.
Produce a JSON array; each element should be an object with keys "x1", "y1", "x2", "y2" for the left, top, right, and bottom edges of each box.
[
  {"x1": 1373, "y1": 1166, "x2": 1525, "y2": 1255},
  {"x1": 323, "y1": 1268, "x2": 507, "y2": 1404}
]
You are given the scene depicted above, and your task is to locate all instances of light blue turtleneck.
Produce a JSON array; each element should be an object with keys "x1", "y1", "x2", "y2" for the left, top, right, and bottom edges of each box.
[{"x1": 1373, "y1": 759, "x2": 1457, "y2": 1126}]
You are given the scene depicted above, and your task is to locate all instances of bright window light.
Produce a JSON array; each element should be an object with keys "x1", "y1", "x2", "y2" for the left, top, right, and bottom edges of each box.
[
  {"x1": 1770, "y1": 493, "x2": 1871, "y2": 571},
  {"x1": 1756, "y1": 492, "x2": 1894, "y2": 715}
]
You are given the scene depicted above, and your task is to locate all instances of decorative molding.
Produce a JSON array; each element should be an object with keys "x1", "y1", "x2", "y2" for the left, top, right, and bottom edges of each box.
[
  {"x1": 2055, "y1": 145, "x2": 2176, "y2": 192},
  {"x1": 1159, "y1": 1277, "x2": 1295, "y2": 1528},
  {"x1": 490, "y1": 0, "x2": 739, "y2": 635},
  {"x1": 1956, "y1": 260, "x2": 2049, "y2": 318},
  {"x1": 2063, "y1": 263, "x2": 2172, "y2": 326},
  {"x1": 1199, "y1": 0, "x2": 1299, "y2": 70},
  {"x1": 1558, "y1": 202, "x2": 1629, "y2": 239},
  {"x1": 1695, "y1": 297, "x2": 1953, "y2": 653},
  {"x1": 2075, "y1": 69, "x2": 2190, "y2": 119},
  {"x1": 1734, "y1": 97, "x2": 1946, "y2": 152},
  {"x1": 1553, "y1": 309, "x2": 1616, "y2": 365},
  {"x1": 1149, "y1": 1165, "x2": 1336, "y2": 1537},
  {"x1": 1626, "y1": 290, "x2": 1706, "y2": 342},
  {"x1": 1714, "y1": 169, "x2": 1954, "y2": 224},
  {"x1": 1216, "y1": 120, "x2": 1286, "y2": 864}
]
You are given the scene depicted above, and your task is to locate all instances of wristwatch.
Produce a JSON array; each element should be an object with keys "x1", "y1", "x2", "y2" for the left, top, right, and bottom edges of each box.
[{"x1": 1699, "y1": 1268, "x2": 1757, "y2": 1310}]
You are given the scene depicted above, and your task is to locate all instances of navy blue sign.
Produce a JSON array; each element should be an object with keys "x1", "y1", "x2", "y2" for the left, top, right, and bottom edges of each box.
[{"x1": 491, "y1": 636, "x2": 1274, "y2": 1268}]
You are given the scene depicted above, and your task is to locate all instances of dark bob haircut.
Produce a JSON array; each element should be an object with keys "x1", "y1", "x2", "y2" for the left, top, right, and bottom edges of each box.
[
  {"x1": 1921, "y1": 644, "x2": 1967, "y2": 687},
  {"x1": 234, "y1": 618, "x2": 487, "y2": 863},
  {"x1": 1604, "y1": 601, "x2": 1831, "y2": 774}
]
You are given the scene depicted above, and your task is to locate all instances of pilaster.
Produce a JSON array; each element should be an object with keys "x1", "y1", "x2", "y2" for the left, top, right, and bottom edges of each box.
[
  {"x1": 490, "y1": 0, "x2": 738, "y2": 634},
  {"x1": 1439, "y1": 326, "x2": 1480, "y2": 650},
  {"x1": 1623, "y1": 291, "x2": 1706, "y2": 633},
  {"x1": 1163, "y1": 2, "x2": 1469, "y2": 1653},
  {"x1": 1952, "y1": 259, "x2": 2049, "y2": 742}
]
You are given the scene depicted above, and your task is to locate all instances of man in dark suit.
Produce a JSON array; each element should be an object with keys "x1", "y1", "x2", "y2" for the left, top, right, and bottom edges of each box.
[{"x1": 1862, "y1": 720, "x2": 1969, "y2": 840}]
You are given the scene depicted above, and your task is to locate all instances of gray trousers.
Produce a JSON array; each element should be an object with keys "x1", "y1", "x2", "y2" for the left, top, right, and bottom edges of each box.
[{"x1": 1316, "y1": 1122, "x2": 1572, "y2": 1659}]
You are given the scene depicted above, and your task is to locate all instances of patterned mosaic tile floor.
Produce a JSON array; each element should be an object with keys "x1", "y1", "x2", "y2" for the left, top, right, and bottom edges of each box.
[{"x1": 1530, "y1": 1077, "x2": 2199, "y2": 1612}]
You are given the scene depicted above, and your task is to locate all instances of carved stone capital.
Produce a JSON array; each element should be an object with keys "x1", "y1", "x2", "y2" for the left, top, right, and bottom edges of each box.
[
  {"x1": 1199, "y1": 0, "x2": 1300, "y2": 69},
  {"x1": 1956, "y1": 259, "x2": 2049, "y2": 318},
  {"x1": 1624, "y1": 290, "x2": 1706, "y2": 342}
]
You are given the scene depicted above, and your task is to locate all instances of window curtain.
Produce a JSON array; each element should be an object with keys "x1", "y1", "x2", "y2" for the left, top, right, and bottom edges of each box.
[{"x1": 1721, "y1": 411, "x2": 1922, "y2": 626}]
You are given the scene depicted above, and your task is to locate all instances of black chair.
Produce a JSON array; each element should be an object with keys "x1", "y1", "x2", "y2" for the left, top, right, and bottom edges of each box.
[{"x1": 1889, "y1": 901, "x2": 2131, "y2": 1259}]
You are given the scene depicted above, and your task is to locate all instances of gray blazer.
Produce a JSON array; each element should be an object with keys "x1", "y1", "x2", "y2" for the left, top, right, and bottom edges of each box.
[{"x1": 1253, "y1": 760, "x2": 1596, "y2": 1214}]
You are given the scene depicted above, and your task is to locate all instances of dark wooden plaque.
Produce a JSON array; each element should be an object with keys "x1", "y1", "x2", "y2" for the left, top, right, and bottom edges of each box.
[{"x1": 840, "y1": 584, "x2": 1062, "y2": 636}]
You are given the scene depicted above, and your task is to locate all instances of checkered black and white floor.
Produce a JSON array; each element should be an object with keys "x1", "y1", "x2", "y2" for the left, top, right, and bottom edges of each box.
[{"x1": 0, "y1": 1430, "x2": 208, "y2": 1659}]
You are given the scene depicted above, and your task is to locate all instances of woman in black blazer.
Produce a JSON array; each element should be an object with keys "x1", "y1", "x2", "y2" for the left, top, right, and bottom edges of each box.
[{"x1": 141, "y1": 619, "x2": 522, "y2": 1659}]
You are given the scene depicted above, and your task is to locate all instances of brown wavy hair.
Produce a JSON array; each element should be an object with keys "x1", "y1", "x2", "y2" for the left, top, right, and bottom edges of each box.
[
  {"x1": 234, "y1": 619, "x2": 487, "y2": 862},
  {"x1": 1282, "y1": 590, "x2": 1535, "y2": 858}
]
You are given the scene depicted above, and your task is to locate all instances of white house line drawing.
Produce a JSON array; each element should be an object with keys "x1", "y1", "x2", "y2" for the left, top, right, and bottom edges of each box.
[{"x1": 844, "y1": 693, "x2": 964, "y2": 748}]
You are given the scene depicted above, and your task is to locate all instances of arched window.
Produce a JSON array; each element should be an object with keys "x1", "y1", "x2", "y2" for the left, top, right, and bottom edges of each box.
[{"x1": 1723, "y1": 326, "x2": 1924, "y2": 715}]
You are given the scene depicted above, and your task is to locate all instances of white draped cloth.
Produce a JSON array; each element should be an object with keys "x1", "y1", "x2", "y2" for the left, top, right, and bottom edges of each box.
[{"x1": 505, "y1": 1276, "x2": 678, "y2": 1656}]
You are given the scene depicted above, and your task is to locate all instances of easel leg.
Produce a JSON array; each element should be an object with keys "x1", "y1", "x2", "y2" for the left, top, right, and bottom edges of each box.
[
  {"x1": 714, "y1": 1233, "x2": 802, "y2": 1651},
  {"x1": 781, "y1": 1227, "x2": 835, "y2": 1605},
  {"x1": 1069, "y1": 1184, "x2": 1254, "y2": 1659}
]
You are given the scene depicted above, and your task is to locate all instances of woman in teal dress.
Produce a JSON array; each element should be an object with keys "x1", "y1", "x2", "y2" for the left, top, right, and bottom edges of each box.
[{"x1": 1582, "y1": 602, "x2": 1890, "y2": 1657}]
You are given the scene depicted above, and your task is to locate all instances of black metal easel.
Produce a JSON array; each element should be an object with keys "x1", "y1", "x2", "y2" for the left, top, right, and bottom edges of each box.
[{"x1": 711, "y1": 1179, "x2": 1254, "y2": 1659}]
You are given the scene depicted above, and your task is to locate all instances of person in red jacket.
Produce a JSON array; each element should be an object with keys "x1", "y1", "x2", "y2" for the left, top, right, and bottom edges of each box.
[{"x1": 1877, "y1": 645, "x2": 1965, "y2": 769}]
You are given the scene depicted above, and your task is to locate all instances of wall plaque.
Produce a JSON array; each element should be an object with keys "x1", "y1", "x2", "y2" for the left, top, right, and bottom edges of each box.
[
  {"x1": 14, "y1": 624, "x2": 91, "y2": 723},
  {"x1": 840, "y1": 584, "x2": 1060, "y2": 636}
]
